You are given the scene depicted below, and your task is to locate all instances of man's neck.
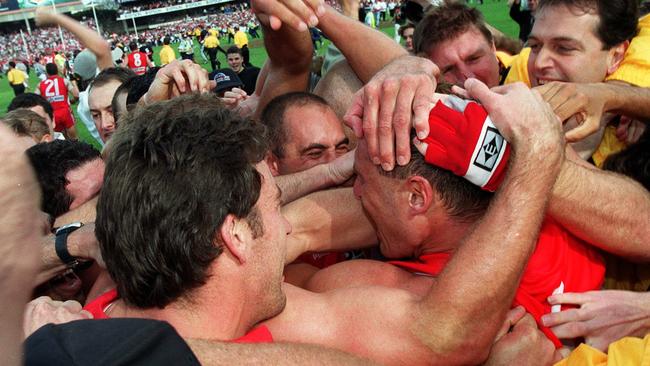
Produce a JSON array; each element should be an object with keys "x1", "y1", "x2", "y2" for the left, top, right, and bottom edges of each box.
[
  {"x1": 110, "y1": 268, "x2": 255, "y2": 340},
  {"x1": 417, "y1": 217, "x2": 475, "y2": 257}
]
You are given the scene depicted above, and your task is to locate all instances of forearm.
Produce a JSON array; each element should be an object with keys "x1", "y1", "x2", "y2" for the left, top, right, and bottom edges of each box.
[
  {"x1": 416, "y1": 150, "x2": 561, "y2": 363},
  {"x1": 602, "y1": 82, "x2": 650, "y2": 121},
  {"x1": 254, "y1": 17, "x2": 312, "y2": 119},
  {"x1": 283, "y1": 188, "x2": 376, "y2": 263},
  {"x1": 49, "y1": 14, "x2": 112, "y2": 70},
  {"x1": 53, "y1": 196, "x2": 97, "y2": 227},
  {"x1": 34, "y1": 225, "x2": 99, "y2": 286},
  {"x1": 550, "y1": 154, "x2": 650, "y2": 261},
  {"x1": 318, "y1": 5, "x2": 406, "y2": 83},
  {"x1": 187, "y1": 339, "x2": 375, "y2": 365},
  {"x1": 277, "y1": 163, "x2": 341, "y2": 204}
]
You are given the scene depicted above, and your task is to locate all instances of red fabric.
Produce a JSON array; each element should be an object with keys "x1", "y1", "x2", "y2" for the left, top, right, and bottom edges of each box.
[
  {"x1": 421, "y1": 100, "x2": 510, "y2": 192},
  {"x1": 39, "y1": 75, "x2": 71, "y2": 114},
  {"x1": 53, "y1": 108, "x2": 75, "y2": 130},
  {"x1": 83, "y1": 288, "x2": 116, "y2": 319},
  {"x1": 83, "y1": 288, "x2": 274, "y2": 343},
  {"x1": 389, "y1": 217, "x2": 605, "y2": 348},
  {"x1": 127, "y1": 52, "x2": 149, "y2": 75},
  {"x1": 231, "y1": 326, "x2": 274, "y2": 343}
]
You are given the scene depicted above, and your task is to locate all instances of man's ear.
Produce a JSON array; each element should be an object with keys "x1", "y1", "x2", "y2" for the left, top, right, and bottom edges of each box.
[
  {"x1": 606, "y1": 40, "x2": 629, "y2": 76},
  {"x1": 218, "y1": 214, "x2": 250, "y2": 265},
  {"x1": 266, "y1": 152, "x2": 280, "y2": 177},
  {"x1": 406, "y1": 176, "x2": 434, "y2": 214},
  {"x1": 40, "y1": 133, "x2": 53, "y2": 143}
]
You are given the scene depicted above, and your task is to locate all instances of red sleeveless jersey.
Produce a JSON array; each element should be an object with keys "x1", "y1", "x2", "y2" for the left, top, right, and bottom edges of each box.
[
  {"x1": 127, "y1": 51, "x2": 149, "y2": 75},
  {"x1": 389, "y1": 217, "x2": 605, "y2": 348},
  {"x1": 39, "y1": 75, "x2": 70, "y2": 111}
]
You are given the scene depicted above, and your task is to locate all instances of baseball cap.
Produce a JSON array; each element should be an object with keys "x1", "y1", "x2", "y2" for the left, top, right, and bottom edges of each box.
[
  {"x1": 211, "y1": 68, "x2": 244, "y2": 93},
  {"x1": 73, "y1": 49, "x2": 98, "y2": 81}
]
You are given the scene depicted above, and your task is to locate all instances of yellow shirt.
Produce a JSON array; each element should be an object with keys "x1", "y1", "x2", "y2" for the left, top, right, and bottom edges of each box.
[
  {"x1": 555, "y1": 334, "x2": 650, "y2": 366},
  {"x1": 159, "y1": 45, "x2": 176, "y2": 65},
  {"x1": 234, "y1": 30, "x2": 248, "y2": 48},
  {"x1": 204, "y1": 35, "x2": 219, "y2": 49},
  {"x1": 496, "y1": 51, "x2": 516, "y2": 69},
  {"x1": 607, "y1": 14, "x2": 650, "y2": 88},
  {"x1": 8, "y1": 68, "x2": 25, "y2": 85},
  {"x1": 503, "y1": 47, "x2": 531, "y2": 86}
]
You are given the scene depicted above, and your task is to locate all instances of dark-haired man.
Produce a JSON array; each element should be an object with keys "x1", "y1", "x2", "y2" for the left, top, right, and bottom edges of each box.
[
  {"x1": 414, "y1": 2, "x2": 512, "y2": 88},
  {"x1": 227, "y1": 46, "x2": 259, "y2": 95},
  {"x1": 36, "y1": 63, "x2": 79, "y2": 140},
  {"x1": 262, "y1": 92, "x2": 349, "y2": 176},
  {"x1": 126, "y1": 42, "x2": 153, "y2": 76},
  {"x1": 88, "y1": 67, "x2": 135, "y2": 142},
  {"x1": 26, "y1": 140, "x2": 103, "y2": 219},
  {"x1": 399, "y1": 23, "x2": 415, "y2": 53}
]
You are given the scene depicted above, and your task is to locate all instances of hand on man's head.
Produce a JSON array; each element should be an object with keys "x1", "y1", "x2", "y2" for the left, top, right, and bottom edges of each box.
[
  {"x1": 344, "y1": 55, "x2": 440, "y2": 171},
  {"x1": 142, "y1": 60, "x2": 215, "y2": 105}
]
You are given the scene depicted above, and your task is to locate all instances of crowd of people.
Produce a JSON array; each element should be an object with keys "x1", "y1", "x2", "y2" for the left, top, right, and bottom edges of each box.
[
  {"x1": 2, "y1": 0, "x2": 650, "y2": 365},
  {"x1": 0, "y1": 18, "x2": 97, "y2": 66},
  {"x1": 117, "y1": 0, "x2": 205, "y2": 15},
  {"x1": 0, "y1": 2, "x2": 256, "y2": 67}
]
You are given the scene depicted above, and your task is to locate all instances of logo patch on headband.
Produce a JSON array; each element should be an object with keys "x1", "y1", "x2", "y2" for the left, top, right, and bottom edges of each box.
[{"x1": 473, "y1": 126, "x2": 504, "y2": 172}]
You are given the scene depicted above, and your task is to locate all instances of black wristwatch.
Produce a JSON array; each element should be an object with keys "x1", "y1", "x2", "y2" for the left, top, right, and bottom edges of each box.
[{"x1": 55, "y1": 222, "x2": 84, "y2": 268}]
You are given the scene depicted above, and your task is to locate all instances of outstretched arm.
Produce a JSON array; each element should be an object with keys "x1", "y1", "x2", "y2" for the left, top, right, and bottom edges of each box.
[
  {"x1": 188, "y1": 339, "x2": 376, "y2": 365},
  {"x1": 549, "y1": 147, "x2": 650, "y2": 261},
  {"x1": 283, "y1": 187, "x2": 376, "y2": 263},
  {"x1": 35, "y1": 8, "x2": 113, "y2": 71},
  {"x1": 252, "y1": 0, "x2": 313, "y2": 120},
  {"x1": 317, "y1": 4, "x2": 406, "y2": 83}
]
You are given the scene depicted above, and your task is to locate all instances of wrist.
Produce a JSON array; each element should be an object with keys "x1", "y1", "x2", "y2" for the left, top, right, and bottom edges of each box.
[{"x1": 601, "y1": 82, "x2": 622, "y2": 112}]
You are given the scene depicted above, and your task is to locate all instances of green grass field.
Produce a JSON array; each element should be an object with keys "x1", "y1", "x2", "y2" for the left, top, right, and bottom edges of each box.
[{"x1": 0, "y1": 0, "x2": 518, "y2": 148}]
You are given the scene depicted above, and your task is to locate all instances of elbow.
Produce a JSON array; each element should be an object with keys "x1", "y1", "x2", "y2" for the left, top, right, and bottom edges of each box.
[
  {"x1": 434, "y1": 337, "x2": 491, "y2": 365},
  {"x1": 96, "y1": 40, "x2": 111, "y2": 58},
  {"x1": 415, "y1": 320, "x2": 493, "y2": 365}
]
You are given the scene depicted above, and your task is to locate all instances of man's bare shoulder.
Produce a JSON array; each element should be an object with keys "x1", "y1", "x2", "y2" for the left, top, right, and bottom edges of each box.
[
  {"x1": 262, "y1": 282, "x2": 433, "y2": 365},
  {"x1": 304, "y1": 259, "x2": 435, "y2": 297}
]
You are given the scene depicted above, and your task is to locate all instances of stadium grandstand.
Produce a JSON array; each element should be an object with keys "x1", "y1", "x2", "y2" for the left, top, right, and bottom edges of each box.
[{"x1": 0, "y1": 0, "x2": 256, "y2": 67}]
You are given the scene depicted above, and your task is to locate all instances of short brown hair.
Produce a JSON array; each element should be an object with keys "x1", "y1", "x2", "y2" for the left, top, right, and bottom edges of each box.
[
  {"x1": 536, "y1": 0, "x2": 638, "y2": 49},
  {"x1": 1, "y1": 108, "x2": 50, "y2": 141},
  {"x1": 414, "y1": 2, "x2": 493, "y2": 55},
  {"x1": 380, "y1": 130, "x2": 492, "y2": 223},
  {"x1": 96, "y1": 93, "x2": 269, "y2": 309}
]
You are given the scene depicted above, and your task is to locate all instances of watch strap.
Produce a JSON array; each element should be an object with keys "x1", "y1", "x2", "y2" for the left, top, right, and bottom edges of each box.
[{"x1": 55, "y1": 230, "x2": 77, "y2": 266}]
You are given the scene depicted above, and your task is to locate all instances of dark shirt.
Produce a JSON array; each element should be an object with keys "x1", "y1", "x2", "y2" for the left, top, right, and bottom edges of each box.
[
  {"x1": 237, "y1": 66, "x2": 260, "y2": 95},
  {"x1": 509, "y1": 2, "x2": 534, "y2": 42}
]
